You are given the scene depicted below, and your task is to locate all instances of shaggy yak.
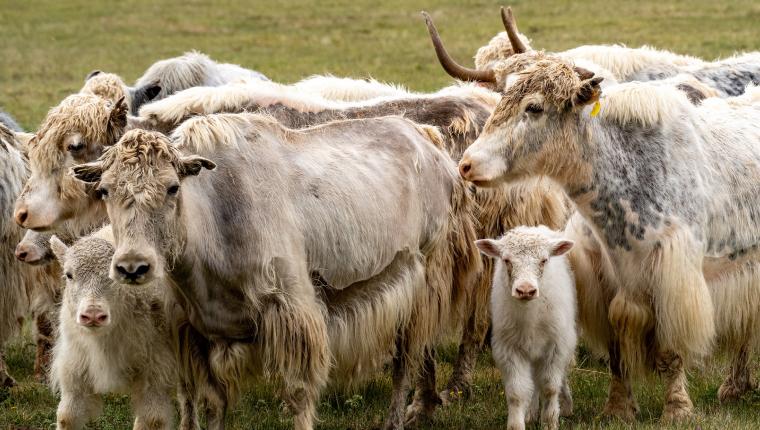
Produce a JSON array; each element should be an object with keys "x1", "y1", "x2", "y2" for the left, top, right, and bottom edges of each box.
[
  {"x1": 0, "y1": 124, "x2": 60, "y2": 387},
  {"x1": 70, "y1": 114, "x2": 480, "y2": 430},
  {"x1": 134, "y1": 77, "x2": 573, "y2": 406},
  {"x1": 458, "y1": 55, "x2": 760, "y2": 421}
]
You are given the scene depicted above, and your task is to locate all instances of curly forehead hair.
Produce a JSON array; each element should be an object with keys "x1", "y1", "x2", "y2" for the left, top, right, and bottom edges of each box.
[
  {"x1": 80, "y1": 72, "x2": 128, "y2": 104},
  {"x1": 101, "y1": 129, "x2": 179, "y2": 171},
  {"x1": 491, "y1": 51, "x2": 550, "y2": 89},
  {"x1": 488, "y1": 58, "x2": 582, "y2": 126},
  {"x1": 30, "y1": 94, "x2": 117, "y2": 169}
]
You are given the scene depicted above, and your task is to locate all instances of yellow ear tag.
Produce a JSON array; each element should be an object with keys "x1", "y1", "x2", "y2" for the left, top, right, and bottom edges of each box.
[{"x1": 590, "y1": 100, "x2": 601, "y2": 117}]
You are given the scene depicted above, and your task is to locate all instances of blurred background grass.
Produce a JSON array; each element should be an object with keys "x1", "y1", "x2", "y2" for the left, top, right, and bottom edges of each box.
[
  {"x1": 1, "y1": 0, "x2": 759, "y2": 429},
  {"x1": 1, "y1": 0, "x2": 759, "y2": 129}
]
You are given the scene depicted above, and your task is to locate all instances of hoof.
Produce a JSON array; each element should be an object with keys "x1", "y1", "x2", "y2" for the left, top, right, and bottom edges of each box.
[
  {"x1": 661, "y1": 399, "x2": 693, "y2": 423},
  {"x1": 404, "y1": 394, "x2": 440, "y2": 427},
  {"x1": 718, "y1": 378, "x2": 755, "y2": 403},
  {"x1": 602, "y1": 398, "x2": 638, "y2": 422}
]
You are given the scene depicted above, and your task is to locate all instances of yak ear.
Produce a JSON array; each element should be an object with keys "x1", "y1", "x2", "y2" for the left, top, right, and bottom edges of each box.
[
  {"x1": 475, "y1": 239, "x2": 502, "y2": 259},
  {"x1": 177, "y1": 155, "x2": 216, "y2": 179},
  {"x1": 71, "y1": 161, "x2": 104, "y2": 184},
  {"x1": 85, "y1": 69, "x2": 103, "y2": 81},
  {"x1": 143, "y1": 83, "x2": 161, "y2": 102},
  {"x1": 572, "y1": 76, "x2": 604, "y2": 108},
  {"x1": 14, "y1": 131, "x2": 35, "y2": 147},
  {"x1": 49, "y1": 235, "x2": 68, "y2": 264},
  {"x1": 106, "y1": 96, "x2": 128, "y2": 143},
  {"x1": 550, "y1": 239, "x2": 575, "y2": 256}
]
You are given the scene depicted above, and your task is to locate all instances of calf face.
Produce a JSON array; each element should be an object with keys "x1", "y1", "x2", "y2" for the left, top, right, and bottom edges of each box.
[
  {"x1": 71, "y1": 129, "x2": 214, "y2": 285},
  {"x1": 50, "y1": 235, "x2": 117, "y2": 330},
  {"x1": 15, "y1": 230, "x2": 55, "y2": 265},
  {"x1": 14, "y1": 94, "x2": 127, "y2": 231},
  {"x1": 476, "y1": 228, "x2": 573, "y2": 301}
]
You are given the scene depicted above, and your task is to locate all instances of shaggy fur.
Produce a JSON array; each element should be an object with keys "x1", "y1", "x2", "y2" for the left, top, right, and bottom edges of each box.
[
  {"x1": 80, "y1": 72, "x2": 130, "y2": 105},
  {"x1": 479, "y1": 226, "x2": 577, "y2": 430},
  {"x1": 132, "y1": 51, "x2": 268, "y2": 112},
  {"x1": 561, "y1": 44, "x2": 704, "y2": 82},
  {"x1": 134, "y1": 80, "x2": 573, "y2": 409},
  {"x1": 291, "y1": 75, "x2": 411, "y2": 102},
  {"x1": 460, "y1": 55, "x2": 760, "y2": 420},
  {"x1": 136, "y1": 81, "x2": 496, "y2": 155},
  {"x1": 473, "y1": 21, "x2": 703, "y2": 82},
  {"x1": 474, "y1": 31, "x2": 534, "y2": 71},
  {"x1": 0, "y1": 109, "x2": 22, "y2": 132},
  {"x1": 479, "y1": 34, "x2": 759, "y2": 100},
  {"x1": 72, "y1": 115, "x2": 480, "y2": 430},
  {"x1": 50, "y1": 229, "x2": 175, "y2": 430},
  {"x1": 15, "y1": 93, "x2": 125, "y2": 233},
  {"x1": 0, "y1": 124, "x2": 61, "y2": 387}
]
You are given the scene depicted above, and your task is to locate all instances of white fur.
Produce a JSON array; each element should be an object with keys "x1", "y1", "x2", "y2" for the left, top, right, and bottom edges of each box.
[
  {"x1": 599, "y1": 82, "x2": 693, "y2": 127},
  {"x1": 50, "y1": 229, "x2": 175, "y2": 430},
  {"x1": 561, "y1": 44, "x2": 704, "y2": 82},
  {"x1": 292, "y1": 75, "x2": 411, "y2": 102},
  {"x1": 139, "y1": 80, "x2": 498, "y2": 132},
  {"x1": 485, "y1": 226, "x2": 577, "y2": 430}
]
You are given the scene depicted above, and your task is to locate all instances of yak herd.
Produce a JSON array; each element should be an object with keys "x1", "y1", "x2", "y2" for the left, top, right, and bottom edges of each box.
[{"x1": 1, "y1": 6, "x2": 760, "y2": 430}]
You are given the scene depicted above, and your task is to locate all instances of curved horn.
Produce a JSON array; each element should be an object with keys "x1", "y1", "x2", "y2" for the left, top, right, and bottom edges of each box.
[
  {"x1": 500, "y1": 6, "x2": 528, "y2": 54},
  {"x1": 421, "y1": 11, "x2": 496, "y2": 83}
]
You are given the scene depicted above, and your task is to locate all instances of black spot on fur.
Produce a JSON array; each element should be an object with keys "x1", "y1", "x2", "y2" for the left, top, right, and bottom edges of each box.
[{"x1": 676, "y1": 83, "x2": 707, "y2": 105}]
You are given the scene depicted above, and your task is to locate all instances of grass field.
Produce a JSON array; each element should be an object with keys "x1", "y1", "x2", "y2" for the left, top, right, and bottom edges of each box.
[{"x1": 1, "y1": 0, "x2": 760, "y2": 429}]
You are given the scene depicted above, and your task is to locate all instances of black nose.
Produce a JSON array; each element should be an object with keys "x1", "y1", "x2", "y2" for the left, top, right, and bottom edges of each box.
[{"x1": 116, "y1": 263, "x2": 151, "y2": 280}]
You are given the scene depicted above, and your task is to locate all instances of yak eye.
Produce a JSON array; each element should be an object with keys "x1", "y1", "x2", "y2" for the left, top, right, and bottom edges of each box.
[
  {"x1": 97, "y1": 187, "x2": 109, "y2": 199},
  {"x1": 65, "y1": 272, "x2": 73, "y2": 280},
  {"x1": 67, "y1": 141, "x2": 84, "y2": 152},
  {"x1": 540, "y1": 258, "x2": 548, "y2": 266},
  {"x1": 525, "y1": 104, "x2": 543, "y2": 114},
  {"x1": 167, "y1": 184, "x2": 180, "y2": 196}
]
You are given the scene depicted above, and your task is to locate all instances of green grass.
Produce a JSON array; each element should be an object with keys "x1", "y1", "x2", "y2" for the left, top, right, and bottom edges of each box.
[
  {"x1": 1, "y1": 0, "x2": 759, "y2": 428},
  {"x1": 1, "y1": 0, "x2": 759, "y2": 130}
]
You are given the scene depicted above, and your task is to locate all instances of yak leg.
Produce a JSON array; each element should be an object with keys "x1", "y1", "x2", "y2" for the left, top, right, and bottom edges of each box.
[
  {"x1": 34, "y1": 312, "x2": 55, "y2": 383},
  {"x1": 441, "y1": 273, "x2": 490, "y2": 404},
  {"x1": 177, "y1": 382, "x2": 199, "y2": 430},
  {"x1": 175, "y1": 322, "x2": 205, "y2": 430},
  {"x1": 204, "y1": 383, "x2": 227, "y2": 430},
  {"x1": 719, "y1": 344, "x2": 755, "y2": 402},
  {"x1": 657, "y1": 350, "x2": 693, "y2": 422},
  {"x1": 56, "y1": 388, "x2": 101, "y2": 430},
  {"x1": 559, "y1": 377, "x2": 573, "y2": 417},
  {"x1": 603, "y1": 340, "x2": 638, "y2": 421},
  {"x1": 132, "y1": 381, "x2": 174, "y2": 430},
  {"x1": 405, "y1": 347, "x2": 442, "y2": 426},
  {"x1": 284, "y1": 384, "x2": 318, "y2": 430},
  {"x1": 383, "y1": 336, "x2": 412, "y2": 430}
]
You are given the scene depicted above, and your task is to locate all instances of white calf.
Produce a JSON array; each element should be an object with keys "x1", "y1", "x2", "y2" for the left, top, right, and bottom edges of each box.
[
  {"x1": 49, "y1": 229, "x2": 175, "y2": 430},
  {"x1": 477, "y1": 226, "x2": 577, "y2": 430}
]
